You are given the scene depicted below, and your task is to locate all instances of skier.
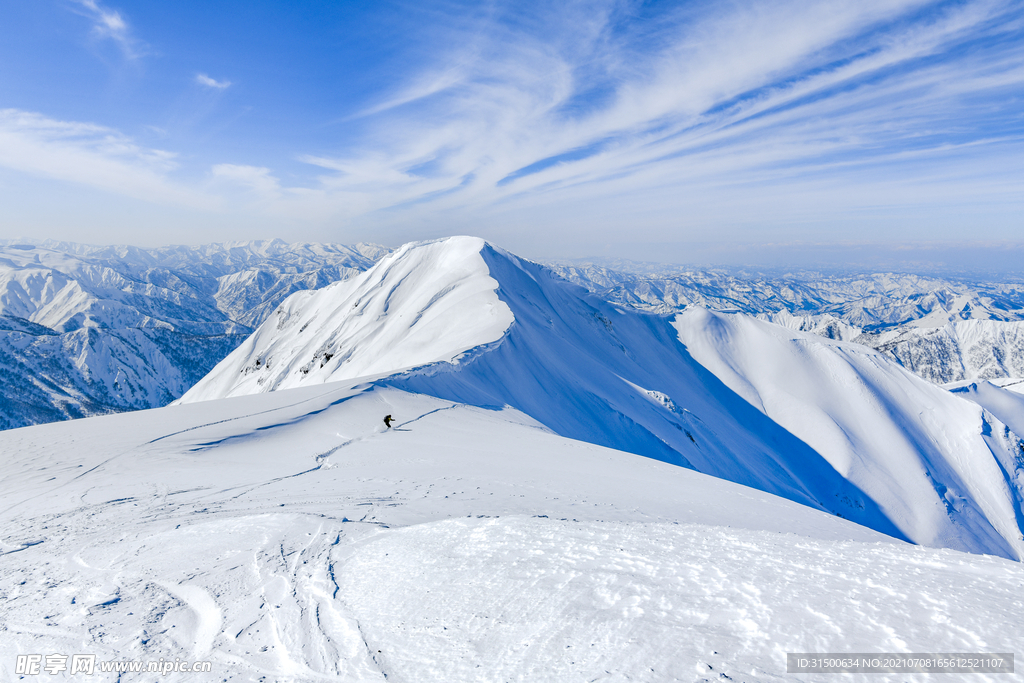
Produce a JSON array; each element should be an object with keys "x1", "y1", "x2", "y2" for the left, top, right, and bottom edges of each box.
[{"x1": 383, "y1": 414, "x2": 393, "y2": 429}]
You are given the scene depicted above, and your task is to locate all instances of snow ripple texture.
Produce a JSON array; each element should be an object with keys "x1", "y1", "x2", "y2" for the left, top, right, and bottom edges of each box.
[{"x1": 341, "y1": 516, "x2": 1024, "y2": 683}]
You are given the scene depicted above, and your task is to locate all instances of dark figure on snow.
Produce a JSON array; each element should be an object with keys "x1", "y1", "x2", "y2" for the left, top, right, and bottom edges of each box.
[{"x1": 383, "y1": 414, "x2": 393, "y2": 429}]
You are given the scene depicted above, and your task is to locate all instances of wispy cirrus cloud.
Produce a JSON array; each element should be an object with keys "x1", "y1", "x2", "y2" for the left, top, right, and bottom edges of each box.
[
  {"x1": 71, "y1": 0, "x2": 144, "y2": 59},
  {"x1": 196, "y1": 74, "x2": 232, "y2": 89},
  {"x1": 281, "y1": 0, "x2": 1024, "y2": 246},
  {"x1": 210, "y1": 164, "x2": 279, "y2": 197}
]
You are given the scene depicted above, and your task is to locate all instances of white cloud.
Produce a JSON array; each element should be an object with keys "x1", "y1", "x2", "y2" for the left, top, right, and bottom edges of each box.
[
  {"x1": 0, "y1": 109, "x2": 212, "y2": 209},
  {"x1": 72, "y1": 0, "x2": 142, "y2": 59},
  {"x1": 196, "y1": 74, "x2": 232, "y2": 89}
]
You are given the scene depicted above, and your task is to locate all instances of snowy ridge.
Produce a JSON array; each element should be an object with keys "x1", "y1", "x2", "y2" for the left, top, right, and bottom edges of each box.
[
  {"x1": 179, "y1": 237, "x2": 514, "y2": 402},
  {"x1": 184, "y1": 237, "x2": 1024, "y2": 559},
  {"x1": 949, "y1": 379, "x2": 1024, "y2": 446},
  {"x1": 674, "y1": 309, "x2": 1024, "y2": 561}
]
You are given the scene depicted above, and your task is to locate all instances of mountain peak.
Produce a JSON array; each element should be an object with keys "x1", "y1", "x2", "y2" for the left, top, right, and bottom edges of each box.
[{"x1": 179, "y1": 236, "x2": 514, "y2": 403}]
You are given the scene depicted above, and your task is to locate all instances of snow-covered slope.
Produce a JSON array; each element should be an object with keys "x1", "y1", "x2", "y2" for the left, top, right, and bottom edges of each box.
[
  {"x1": 949, "y1": 378, "x2": 1024, "y2": 442},
  {"x1": 183, "y1": 237, "x2": 1024, "y2": 560},
  {"x1": 3, "y1": 383, "x2": 1021, "y2": 682},
  {"x1": 179, "y1": 237, "x2": 514, "y2": 402},
  {"x1": 674, "y1": 309, "x2": 1024, "y2": 563},
  {"x1": 0, "y1": 240, "x2": 385, "y2": 429}
]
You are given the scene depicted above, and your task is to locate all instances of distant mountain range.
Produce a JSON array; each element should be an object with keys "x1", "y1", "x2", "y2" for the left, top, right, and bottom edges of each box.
[
  {"x1": 3, "y1": 238, "x2": 1023, "y2": 431},
  {"x1": 547, "y1": 261, "x2": 1024, "y2": 384},
  {"x1": 0, "y1": 239, "x2": 387, "y2": 429},
  {"x1": 545, "y1": 260, "x2": 1024, "y2": 329}
]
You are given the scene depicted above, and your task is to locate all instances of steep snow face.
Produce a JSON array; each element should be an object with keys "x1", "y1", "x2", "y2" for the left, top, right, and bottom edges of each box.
[
  {"x1": 0, "y1": 241, "x2": 383, "y2": 429},
  {"x1": 673, "y1": 309, "x2": 1024, "y2": 562},
  {"x1": 949, "y1": 379, "x2": 1024, "y2": 444},
  {"x1": 3, "y1": 384, "x2": 1022, "y2": 683},
  {"x1": 180, "y1": 237, "x2": 1024, "y2": 559},
  {"x1": 180, "y1": 237, "x2": 514, "y2": 402}
]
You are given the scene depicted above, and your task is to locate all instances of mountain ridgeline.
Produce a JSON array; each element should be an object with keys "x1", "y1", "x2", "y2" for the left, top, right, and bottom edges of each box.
[{"x1": 181, "y1": 237, "x2": 1024, "y2": 561}]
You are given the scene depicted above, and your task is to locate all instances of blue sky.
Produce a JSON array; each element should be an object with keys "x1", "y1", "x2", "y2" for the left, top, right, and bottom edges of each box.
[{"x1": 0, "y1": 0, "x2": 1022, "y2": 265}]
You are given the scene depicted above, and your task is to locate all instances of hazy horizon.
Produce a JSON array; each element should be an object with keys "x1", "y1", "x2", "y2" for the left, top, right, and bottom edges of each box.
[{"x1": 5, "y1": 234, "x2": 1024, "y2": 280}]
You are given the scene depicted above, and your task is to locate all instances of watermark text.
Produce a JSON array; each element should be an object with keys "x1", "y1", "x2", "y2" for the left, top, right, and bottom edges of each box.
[{"x1": 16, "y1": 653, "x2": 213, "y2": 676}]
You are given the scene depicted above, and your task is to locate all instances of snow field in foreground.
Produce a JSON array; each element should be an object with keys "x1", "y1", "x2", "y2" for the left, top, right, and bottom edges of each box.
[
  {"x1": 342, "y1": 516, "x2": 1024, "y2": 683},
  {"x1": 1, "y1": 383, "x2": 1021, "y2": 682},
  {"x1": 3, "y1": 512, "x2": 1021, "y2": 683}
]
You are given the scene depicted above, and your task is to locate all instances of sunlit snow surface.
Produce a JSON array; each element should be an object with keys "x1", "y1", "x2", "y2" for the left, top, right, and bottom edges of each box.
[
  {"x1": 2, "y1": 383, "x2": 1022, "y2": 682},
  {"x1": 182, "y1": 237, "x2": 1024, "y2": 560}
]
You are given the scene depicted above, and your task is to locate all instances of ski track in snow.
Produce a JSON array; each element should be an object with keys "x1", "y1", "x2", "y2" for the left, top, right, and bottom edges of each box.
[{"x1": 157, "y1": 583, "x2": 222, "y2": 659}]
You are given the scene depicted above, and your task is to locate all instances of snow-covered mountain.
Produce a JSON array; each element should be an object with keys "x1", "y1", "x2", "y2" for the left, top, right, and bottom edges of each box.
[
  {"x1": 864, "y1": 320, "x2": 1024, "y2": 383},
  {"x1": 182, "y1": 237, "x2": 1024, "y2": 561},
  {"x1": 546, "y1": 261, "x2": 1024, "y2": 386},
  {"x1": 0, "y1": 240, "x2": 385, "y2": 429},
  {"x1": 3, "y1": 378, "x2": 1021, "y2": 682},
  {"x1": 5, "y1": 237, "x2": 1023, "y2": 681}
]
